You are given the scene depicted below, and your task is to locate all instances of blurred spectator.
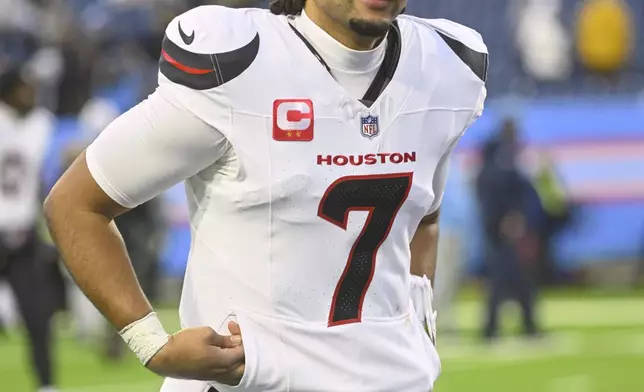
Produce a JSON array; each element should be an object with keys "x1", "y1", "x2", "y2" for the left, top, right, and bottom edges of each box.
[
  {"x1": 576, "y1": 0, "x2": 634, "y2": 74},
  {"x1": 533, "y1": 153, "x2": 573, "y2": 285},
  {"x1": 476, "y1": 119, "x2": 541, "y2": 341},
  {"x1": 0, "y1": 0, "x2": 42, "y2": 33},
  {"x1": 640, "y1": 235, "x2": 644, "y2": 285},
  {"x1": 53, "y1": 22, "x2": 95, "y2": 116},
  {"x1": 0, "y1": 68, "x2": 57, "y2": 392},
  {"x1": 515, "y1": 0, "x2": 572, "y2": 81},
  {"x1": 0, "y1": 0, "x2": 41, "y2": 68}
]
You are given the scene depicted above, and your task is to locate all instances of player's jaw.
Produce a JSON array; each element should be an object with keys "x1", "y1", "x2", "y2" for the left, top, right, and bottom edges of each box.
[
  {"x1": 306, "y1": 0, "x2": 405, "y2": 49},
  {"x1": 348, "y1": 0, "x2": 406, "y2": 37}
]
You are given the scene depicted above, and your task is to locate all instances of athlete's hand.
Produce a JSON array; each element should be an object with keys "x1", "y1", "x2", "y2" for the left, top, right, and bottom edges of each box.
[{"x1": 147, "y1": 322, "x2": 245, "y2": 385}]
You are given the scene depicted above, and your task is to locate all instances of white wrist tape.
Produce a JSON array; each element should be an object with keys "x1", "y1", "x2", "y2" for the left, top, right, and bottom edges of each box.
[
  {"x1": 118, "y1": 312, "x2": 170, "y2": 366},
  {"x1": 410, "y1": 275, "x2": 437, "y2": 344}
]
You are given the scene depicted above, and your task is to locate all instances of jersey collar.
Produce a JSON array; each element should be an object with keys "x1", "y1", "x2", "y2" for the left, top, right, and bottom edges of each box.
[
  {"x1": 288, "y1": 16, "x2": 402, "y2": 109},
  {"x1": 292, "y1": 11, "x2": 387, "y2": 74}
]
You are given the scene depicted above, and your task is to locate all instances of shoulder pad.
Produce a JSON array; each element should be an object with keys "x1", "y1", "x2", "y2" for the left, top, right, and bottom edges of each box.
[
  {"x1": 418, "y1": 18, "x2": 488, "y2": 83},
  {"x1": 159, "y1": 6, "x2": 260, "y2": 90}
]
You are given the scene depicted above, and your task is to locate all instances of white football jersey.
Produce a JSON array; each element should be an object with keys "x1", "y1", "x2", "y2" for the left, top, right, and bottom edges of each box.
[
  {"x1": 86, "y1": 6, "x2": 487, "y2": 392},
  {"x1": 0, "y1": 104, "x2": 53, "y2": 232}
]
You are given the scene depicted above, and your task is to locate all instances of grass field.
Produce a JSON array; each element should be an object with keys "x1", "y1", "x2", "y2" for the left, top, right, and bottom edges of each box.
[{"x1": 2, "y1": 292, "x2": 643, "y2": 392}]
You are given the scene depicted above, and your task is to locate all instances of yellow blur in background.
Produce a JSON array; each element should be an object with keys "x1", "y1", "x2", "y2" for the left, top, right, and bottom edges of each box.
[{"x1": 577, "y1": 0, "x2": 635, "y2": 73}]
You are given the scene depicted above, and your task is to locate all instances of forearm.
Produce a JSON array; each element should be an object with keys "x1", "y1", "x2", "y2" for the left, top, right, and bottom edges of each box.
[
  {"x1": 410, "y1": 214, "x2": 440, "y2": 281},
  {"x1": 44, "y1": 204, "x2": 152, "y2": 330}
]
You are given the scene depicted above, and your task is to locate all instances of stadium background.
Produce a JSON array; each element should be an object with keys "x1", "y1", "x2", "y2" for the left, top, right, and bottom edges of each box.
[{"x1": 1, "y1": 0, "x2": 643, "y2": 391}]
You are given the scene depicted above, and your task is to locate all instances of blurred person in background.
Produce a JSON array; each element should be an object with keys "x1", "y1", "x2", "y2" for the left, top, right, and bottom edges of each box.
[
  {"x1": 0, "y1": 0, "x2": 42, "y2": 66},
  {"x1": 533, "y1": 153, "x2": 572, "y2": 285},
  {"x1": 0, "y1": 68, "x2": 57, "y2": 392},
  {"x1": 640, "y1": 231, "x2": 644, "y2": 285},
  {"x1": 476, "y1": 118, "x2": 541, "y2": 341},
  {"x1": 515, "y1": 0, "x2": 572, "y2": 82}
]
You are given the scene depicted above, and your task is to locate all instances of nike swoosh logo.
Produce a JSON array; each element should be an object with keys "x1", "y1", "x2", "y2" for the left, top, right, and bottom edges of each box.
[
  {"x1": 178, "y1": 21, "x2": 195, "y2": 45},
  {"x1": 160, "y1": 32, "x2": 260, "y2": 90}
]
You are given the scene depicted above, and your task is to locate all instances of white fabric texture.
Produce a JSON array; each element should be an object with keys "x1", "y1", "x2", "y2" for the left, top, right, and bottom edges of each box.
[{"x1": 85, "y1": 83, "x2": 231, "y2": 209}]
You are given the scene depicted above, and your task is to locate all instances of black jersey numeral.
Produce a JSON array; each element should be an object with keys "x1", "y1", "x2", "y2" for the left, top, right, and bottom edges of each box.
[
  {"x1": 1, "y1": 152, "x2": 26, "y2": 197},
  {"x1": 318, "y1": 173, "x2": 413, "y2": 326}
]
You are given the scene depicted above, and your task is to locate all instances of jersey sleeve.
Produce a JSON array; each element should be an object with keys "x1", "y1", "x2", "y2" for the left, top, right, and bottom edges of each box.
[
  {"x1": 85, "y1": 84, "x2": 230, "y2": 209},
  {"x1": 427, "y1": 87, "x2": 486, "y2": 215},
  {"x1": 426, "y1": 137, "x2": 458, "y2": 215},
  {"x1": 421, "y1": 18, "x2": 487, "y2": 215},
  {"x1": 158, "y1": 5, "x2": 259, "y2": 93},
  {"x1": 423, "y1": 17, "x2": 489, "y2": 128},
  {"x1": 425, "y1": 18, "x2": 488, "y2": 83},
  {"x1": 86, "y1": 6, "x2": 261, "y2": 209},
  {"x1": 468, "y1": 82, "x2": 487, "y2": 128}
]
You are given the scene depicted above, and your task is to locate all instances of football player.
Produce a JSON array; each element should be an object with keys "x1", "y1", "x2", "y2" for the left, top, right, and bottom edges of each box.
[
  {"x1": 45, "y1": 0, "x2": 487, "y2": 391},
  {"x1": 0, "y1": 69, "x2": 57, "y2": 392}
]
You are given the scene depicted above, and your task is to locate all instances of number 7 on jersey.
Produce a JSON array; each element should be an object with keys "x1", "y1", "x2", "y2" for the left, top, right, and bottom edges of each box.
[{"x1": 318, "y1": 173, "x2": 413, "y2": 327}]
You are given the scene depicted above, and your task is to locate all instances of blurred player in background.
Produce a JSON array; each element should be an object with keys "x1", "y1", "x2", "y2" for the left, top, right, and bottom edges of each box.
[
  {"x1": 477, "y1": 119, "x2": 540, "y2": 341},
  {"x1": 533, "y1": 153, "x2": 572, "y2": 285},
  {"x1": 45, "y1": 0, "x2": 487, "y2": 390},
  {"x1": 0, "y1": 69, "x2": 57, "y2": 392}
]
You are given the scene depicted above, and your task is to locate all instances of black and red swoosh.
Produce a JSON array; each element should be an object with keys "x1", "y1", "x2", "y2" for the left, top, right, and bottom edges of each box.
[{"x1": 159, "y1": 32, "x2": 260, "y2": 90}]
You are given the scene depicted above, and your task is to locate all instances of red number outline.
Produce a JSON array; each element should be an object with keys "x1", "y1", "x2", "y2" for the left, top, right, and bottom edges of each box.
[{"x1": 318, "y1": 173, "x2": 413, "y2": 327}]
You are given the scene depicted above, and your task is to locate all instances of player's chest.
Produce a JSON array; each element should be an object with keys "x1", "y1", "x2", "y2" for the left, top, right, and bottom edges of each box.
[
  {"x1": 237, "y1": 105, "x2": 449, "y2": 169},
  {"x1": 214, "y1": 30, "x2": 469, "y2": 207},
  {"x1": 224, "y1": 98, "x2": 455, "y2": 215},
  {"x1": 225, "y1": 40, "x2": 464, "y2": 180}
]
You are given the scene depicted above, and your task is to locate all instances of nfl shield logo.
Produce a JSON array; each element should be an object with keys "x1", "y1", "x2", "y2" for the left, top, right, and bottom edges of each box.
[{"x1": 361, "y1": 115, "x2": 380, "y2": 139}]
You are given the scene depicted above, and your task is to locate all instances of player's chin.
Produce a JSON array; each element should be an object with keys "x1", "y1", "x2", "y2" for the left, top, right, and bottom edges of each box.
[
  {"x1": 348, "y1": 16, "x2": 393, "y2": 38},
  {"x1": 351, "y1": 0, "x2": 399, "y2": 33}
]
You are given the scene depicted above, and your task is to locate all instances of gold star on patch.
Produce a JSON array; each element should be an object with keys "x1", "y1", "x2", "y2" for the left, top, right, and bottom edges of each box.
[
  {"x1": 296, "y1": 131, "x2": 302, "y2": 137},
  {"x1": 287, "y1": 132, "x2": 292, "y2": 137}
]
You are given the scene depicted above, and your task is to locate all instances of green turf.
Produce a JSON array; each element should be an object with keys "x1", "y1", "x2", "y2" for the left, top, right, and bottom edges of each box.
[{"x1": 2, "y1": 295, "x2": 643, "y2": 392}]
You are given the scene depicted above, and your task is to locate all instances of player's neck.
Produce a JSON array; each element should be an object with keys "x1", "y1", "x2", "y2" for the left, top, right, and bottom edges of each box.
[{"x1": 303, "y1": 4, "x2": 384, "y2": 50}]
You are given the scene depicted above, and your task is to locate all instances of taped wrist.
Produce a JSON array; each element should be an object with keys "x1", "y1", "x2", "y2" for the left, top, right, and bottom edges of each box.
[{"x1": 118, "y1": 312, "x2": 170, "y2": 366}]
